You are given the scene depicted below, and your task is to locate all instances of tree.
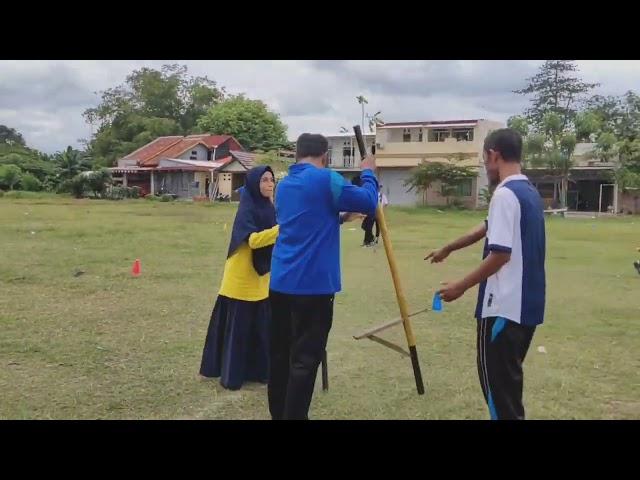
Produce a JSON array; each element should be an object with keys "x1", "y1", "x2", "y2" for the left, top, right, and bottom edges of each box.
[
  {"x1": 507, "y1": 115, "x2": 529, "y2": 137},
  {"x1": 0, "y1": 151, "x2": 57, "y2": 183},
  {"x1": 536, "y1": 114, "x2": 579, "y2": 207},
  {"x1": 583, "y1": 90, "x2": 640, "y2": 193},
  {"x1": 0, "y1": 125, "x2": 26, "y2": 146},
  {"x1": 574, "y1": 111, "x2": 602, "y2": 142},
  {"x1": 55, "y1": 146, "x2": 90, "y2": 181},
  {"x1": 404, "y1": 160, "x2": 477, "y2": 206},
  {"x1": 615, "y1": 165, "x2": 640, "y2": 191},
  {"x1": 255, "y1": 150, "x2": 293, "y2": 181},
  {"x1": 0, "y1": 164, "x2": 23, "y2": 190},
  {"x1": 583, "y1": 94, "x2": 622, "y2": 133},
  {"x1": 514, "y1": 60, "x2": 599, "y2": 131},
  {"x1": 510, "y1": 113, "x2": 585, "y2": 207},
  {"x1": 83, "y1": 64, "x2": 225, "y2": 167},
  {"x1": 83, "y1": 169, "x2": 112, "y2": 198},
  {"x1": 196, "y1": 95, "x2": 288, "y2": 151},
  {"x1": 592, "y1": 132, "x2": 618, "y2": 163}
]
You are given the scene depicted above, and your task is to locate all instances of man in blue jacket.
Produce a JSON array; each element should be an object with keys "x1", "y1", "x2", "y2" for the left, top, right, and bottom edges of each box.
[{"x1": 269, "y1": 133, "x2": 379, "y2": 420}]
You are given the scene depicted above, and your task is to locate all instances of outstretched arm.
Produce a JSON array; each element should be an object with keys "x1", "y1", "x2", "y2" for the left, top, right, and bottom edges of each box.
[
  {"x1": 248, "y1": 225, "x2": 280, "y2": 249},
  {"x1": 425, "y1": 222, "x2": 487, "y2": 263}
]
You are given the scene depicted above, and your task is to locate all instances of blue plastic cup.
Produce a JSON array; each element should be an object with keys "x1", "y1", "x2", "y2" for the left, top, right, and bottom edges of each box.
[{"x1": 432, "y1": 292, "x2": 443, "y2": 312}]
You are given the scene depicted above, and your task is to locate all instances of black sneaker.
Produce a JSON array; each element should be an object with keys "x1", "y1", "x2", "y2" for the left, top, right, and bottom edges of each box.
[{"x1": 634, "y1": 260, "x2": 640, "y2": 275}]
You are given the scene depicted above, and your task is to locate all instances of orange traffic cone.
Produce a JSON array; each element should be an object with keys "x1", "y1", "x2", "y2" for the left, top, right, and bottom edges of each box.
[{"x1": 132, "y1": 259, "x2": 141, "y2": 277}]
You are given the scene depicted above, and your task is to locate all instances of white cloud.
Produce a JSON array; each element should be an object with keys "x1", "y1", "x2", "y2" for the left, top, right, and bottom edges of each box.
[{"x1": 1, "y1": 60, "x2": 640, "y2": 153}]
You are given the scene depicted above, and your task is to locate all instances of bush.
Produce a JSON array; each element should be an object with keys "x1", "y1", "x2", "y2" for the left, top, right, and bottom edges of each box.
[
  {"x1": 85, "y1": 169, "x2": 112, "y2": 198},
  {"x1": 144, "y1": 193, "x2": 159, "y2": 201},
  {"x1": 160, "y1": 194, "x2": 173, "y2": 202},
  {"x1": 130, "y1": 186, "x2": 141, "y2": 199},
  {"x1": 56, "y1": 178, "x2": 73, "y2": 194},
  {"x1": 69, "y1": 175, "x2": 87, "y2": 199},
  {"x1": 43, "y1": 177, "x2": 61, "y2": 193},
  {"x1": 449, "y1": 197, "x2": 466, "y2": 209},
  {"x1": 0, "y1": 164, "x2": 23, "y2": 190},
  {"x1": 20, "y1": 173, "x2": 43, "y2": 192},
  {"x1": 105, "y1": 186, "x2": 125, "y2": 200}
]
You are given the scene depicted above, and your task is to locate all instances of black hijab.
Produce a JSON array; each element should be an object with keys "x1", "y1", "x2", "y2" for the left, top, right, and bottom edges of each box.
[{"x1": 226, "y1": 166, "x2": 276, "y2": 276}]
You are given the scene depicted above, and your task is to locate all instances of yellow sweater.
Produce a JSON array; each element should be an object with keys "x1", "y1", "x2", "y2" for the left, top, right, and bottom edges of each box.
[{"x1": 218, "y1": 225, "x2": 279, "y2": 301}]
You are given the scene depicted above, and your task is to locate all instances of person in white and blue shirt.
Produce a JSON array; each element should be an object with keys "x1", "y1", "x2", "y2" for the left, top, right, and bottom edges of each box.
[{"x1": 426, "y1": 128, "x2": 546, "y2": 420}]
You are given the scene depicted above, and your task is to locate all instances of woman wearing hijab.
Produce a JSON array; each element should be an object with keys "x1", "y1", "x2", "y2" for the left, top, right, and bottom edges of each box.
[{"x1": 200, "y1": 166, "x2": 278, "y2": 390}]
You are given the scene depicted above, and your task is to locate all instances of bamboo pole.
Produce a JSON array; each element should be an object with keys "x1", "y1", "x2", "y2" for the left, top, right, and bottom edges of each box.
[{"x1": 353, "y1": 125, "x2": 425, "y2": 395}]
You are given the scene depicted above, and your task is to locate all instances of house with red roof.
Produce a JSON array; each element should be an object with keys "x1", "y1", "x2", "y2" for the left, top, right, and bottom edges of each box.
[{"x1": 111, "y1": 134, "x2": 255, "y2": 200}]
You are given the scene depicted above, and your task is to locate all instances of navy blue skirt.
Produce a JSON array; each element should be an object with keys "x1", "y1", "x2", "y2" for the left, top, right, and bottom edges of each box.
[{"x1": 200, "y1": 295, "x2": 270, "y2": 390}]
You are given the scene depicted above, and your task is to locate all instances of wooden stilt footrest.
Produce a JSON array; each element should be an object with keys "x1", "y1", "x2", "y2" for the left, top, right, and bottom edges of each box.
[{"x1": 353, "y1": 307, "x2": 429, "y2": 340}]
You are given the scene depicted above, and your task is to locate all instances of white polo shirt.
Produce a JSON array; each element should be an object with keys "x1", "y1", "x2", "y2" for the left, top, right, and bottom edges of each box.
[{"x1": 474, "y1": 174, "x2": 546, "y2": 326}]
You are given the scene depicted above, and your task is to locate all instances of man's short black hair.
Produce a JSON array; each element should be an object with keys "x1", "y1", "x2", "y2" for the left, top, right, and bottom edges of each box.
[
  {"x1": 296, "y1": 133, "x2": 328, "y2": 160},
  {"x1": 483, "y1": 128, "x2": 523, "y2": 162}
]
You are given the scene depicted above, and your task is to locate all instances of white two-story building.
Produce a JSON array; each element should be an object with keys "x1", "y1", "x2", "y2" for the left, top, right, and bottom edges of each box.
[{"x1": 326, "y1": 133, "x2": 376, "y2": 182}]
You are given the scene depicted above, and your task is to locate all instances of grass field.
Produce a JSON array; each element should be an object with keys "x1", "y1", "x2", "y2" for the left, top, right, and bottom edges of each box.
[{"x1": 1, "y1": 194, "x2": 638, "y2": 419}]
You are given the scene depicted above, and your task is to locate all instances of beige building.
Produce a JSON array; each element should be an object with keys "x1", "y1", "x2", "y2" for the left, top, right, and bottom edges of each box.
[{"x1": 374, "y1": 119, "x2": 504, "y2": 207}]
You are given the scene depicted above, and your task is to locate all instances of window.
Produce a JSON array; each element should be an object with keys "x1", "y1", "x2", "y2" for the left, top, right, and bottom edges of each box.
[
  {"x1": 428, "y1": 129, "x2": 451, "y2": 142},
  {"x1": 403, "y1": 128, "x2": 411, "y2": 142},
  {"x1": 418, "y1": 128, "x2": 423, "y2": 142},
  {"x1": 444, "y1": 179, "x2": 473, "y2": 197},
  {"x1": 189, "y1": 150, "x2": 198, "y2": 160},
  {"x1": 453, "y1": 128, "x2": 474, "y2": 142}
]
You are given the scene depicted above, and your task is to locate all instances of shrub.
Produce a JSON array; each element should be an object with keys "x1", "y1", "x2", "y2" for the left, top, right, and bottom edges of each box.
[
  {"x1": 69, "y1": 175, "x2": 87, "y2": 199},
  {"x1": 20, "y1": 173, "x2": 43, "y2": 192},
  {"x1": 130, "y1": 186, "x2": 141, "y2": 199},
  {"x1": 0, "y1": 164, "x2": 22, "y2": 190}
]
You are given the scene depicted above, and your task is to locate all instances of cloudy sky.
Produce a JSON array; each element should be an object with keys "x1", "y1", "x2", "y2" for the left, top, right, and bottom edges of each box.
[{"x1": 2, "y1": 60, "x2": 640, "y2": 153}]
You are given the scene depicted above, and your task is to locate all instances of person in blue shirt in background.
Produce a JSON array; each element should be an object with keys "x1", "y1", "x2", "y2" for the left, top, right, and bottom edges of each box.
[{"x1": 268, "y1": 133, "x2": 379, "y2": 420}]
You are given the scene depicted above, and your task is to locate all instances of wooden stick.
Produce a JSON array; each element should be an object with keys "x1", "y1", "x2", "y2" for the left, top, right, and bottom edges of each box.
[
  {"x1": 353, "y1": 307, "x2": 429, "y2": 340},
  {"x1": 353, "y1": 125, "x2": 425, "y2": 395},
  {"x1": 375, "y1": 204, "x2": 425, "y2": 394},
  {"x1": 367, "y1": 335, "x2": 410, "y2": 357},
  {"x1": 354, "y1": 319, "x2": 403, "y2": 340}
]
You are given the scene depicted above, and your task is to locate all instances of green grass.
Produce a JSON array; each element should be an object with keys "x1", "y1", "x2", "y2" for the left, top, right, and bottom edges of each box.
[{"x1": 1, "y1": 196, "x2": 638, "y2": 419}]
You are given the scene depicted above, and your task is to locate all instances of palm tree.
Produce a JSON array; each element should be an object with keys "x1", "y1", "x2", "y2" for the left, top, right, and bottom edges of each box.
[{"x1": 55, "y1": 146, "x2": 83, "y2": 180}]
